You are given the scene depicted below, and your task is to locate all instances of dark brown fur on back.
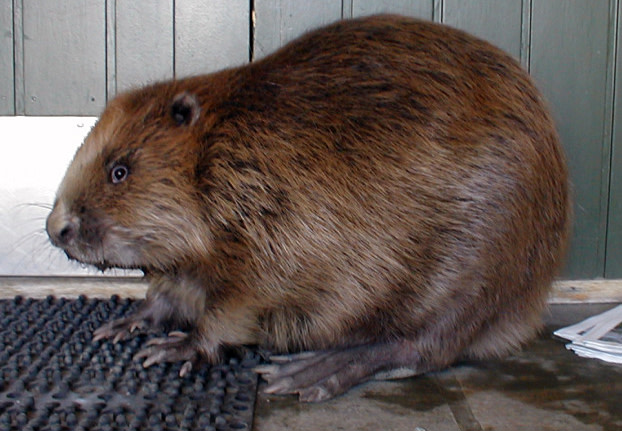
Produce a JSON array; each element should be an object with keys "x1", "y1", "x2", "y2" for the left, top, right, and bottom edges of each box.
[{"x1": 47, "y1": 15, "x2": 570, "y2": 397}]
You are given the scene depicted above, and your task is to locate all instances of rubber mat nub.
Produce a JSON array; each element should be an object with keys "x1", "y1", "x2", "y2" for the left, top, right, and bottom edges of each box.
[{"x1": 0, "y1": 296, "x2": 258, "y2": 431}]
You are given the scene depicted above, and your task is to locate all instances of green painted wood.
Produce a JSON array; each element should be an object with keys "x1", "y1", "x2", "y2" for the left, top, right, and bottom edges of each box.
[
  {"x1": 530, "y1": 0, "x2": 614, "y2": 279},
  {"x1": 0, "y1": 0, "x2": 14, "y2": 115},
  {"x1": 253, "y1": 0, "x2": 342, "y2": 60},
  {"x1": 106, "y1": 0, "x2": 116, "y2": 101},
  {"x1": 22, "y1": 0, "x2": 106, "y2": 115},
  {"x1": 442, "y1": 0, "x2": 523, "y2": 59},
  {"x1": 115, "y1": 1, "x2": 174, "y2": 92},
  {"x1": 606, "y1": 0, "x2": 622, "y2": 278},
  {"x1": 349, "y1": 0, "x2": 434, "y2": 20},
  {"x1": 12, "y1": 0, "x2": 24, "y2": 115},
  {"x1": 175, "y1": 0, "x2": 249, "y2": 77}
]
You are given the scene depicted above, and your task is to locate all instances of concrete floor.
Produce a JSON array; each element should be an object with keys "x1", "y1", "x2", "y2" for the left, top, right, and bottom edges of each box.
[{"x1": 253, "y1": 304, "x2": 622, "y2": 431}]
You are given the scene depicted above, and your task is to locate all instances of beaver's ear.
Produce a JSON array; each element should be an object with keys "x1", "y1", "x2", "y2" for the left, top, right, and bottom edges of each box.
[{"x1": 171, "y1": 92, "x2": 201, "y2": 126}]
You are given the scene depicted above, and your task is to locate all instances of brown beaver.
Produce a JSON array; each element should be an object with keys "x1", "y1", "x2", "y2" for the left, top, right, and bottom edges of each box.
[{"x1": 46, "y1": 15, "x2": 570, "y2": 402}]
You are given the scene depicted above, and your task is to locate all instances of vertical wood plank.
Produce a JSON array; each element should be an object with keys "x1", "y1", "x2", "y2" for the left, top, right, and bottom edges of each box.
[
  {"x1": 443, "y1": 0, "x2": 523, "y2": 59},
  {"x1": 13, "y1": 0, "x2": 24, "y2": 114},
  {"x1": 530, "y1": 0, "x2": 613, "y2": 278},
  {"x1": 115, "y1": 1, "x2": 174, "y2": 92},
  {"x1": 253, "y1": 0, "x2": 342, "y2": 60},
  {"x1": 606, "y1": 0, "x2": 622, "y2": 278},
  {"x1": 22, "y1": 0, "x2": 106, "y2": 115},
  {"x1": 0, "y1": 0, "x2": 14, "y2": 115},
  {"x1": 106, "y1": 0, "x2": 116, "y2": 102},
  {"x1": 350, "y1": 0, "x2": 434, "y2": 20},
  {"x1": 175, "y1": 0, "x2": 249, "y2": 77},
  {"x1": 342, "y1": 0, "x2": 353, "y2": 18}
]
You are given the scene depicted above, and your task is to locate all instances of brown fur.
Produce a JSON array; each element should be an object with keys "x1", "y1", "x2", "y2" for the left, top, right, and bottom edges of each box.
[{"x1": 47, "y1": 15, "x2": 570, "y2": 401}]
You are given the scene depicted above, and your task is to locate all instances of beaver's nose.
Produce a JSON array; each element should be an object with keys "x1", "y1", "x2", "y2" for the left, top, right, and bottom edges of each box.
[{"x1": 46, "y1": 202, "x2": 79, "y2": 247}]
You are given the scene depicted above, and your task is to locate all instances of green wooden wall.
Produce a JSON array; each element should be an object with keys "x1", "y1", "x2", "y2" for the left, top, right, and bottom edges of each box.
[{"x1": 1, "y1": 0, "x2": 620, "y2": 279}]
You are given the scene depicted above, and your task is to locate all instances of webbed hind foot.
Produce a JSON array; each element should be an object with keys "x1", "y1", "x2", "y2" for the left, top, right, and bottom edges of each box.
[{"x1": 255, "y1": 342, "x2": 424, "y2": 402}]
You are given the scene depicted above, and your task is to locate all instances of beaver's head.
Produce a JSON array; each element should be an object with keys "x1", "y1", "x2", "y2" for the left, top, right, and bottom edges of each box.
[{"x1": 46, "y1": 86, "x2": 212, "y2": 271}]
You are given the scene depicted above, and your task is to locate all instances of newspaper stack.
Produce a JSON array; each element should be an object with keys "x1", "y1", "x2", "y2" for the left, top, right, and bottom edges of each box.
[{"x1": 554, "y1": 304, "x2": 622, "y2": 364}]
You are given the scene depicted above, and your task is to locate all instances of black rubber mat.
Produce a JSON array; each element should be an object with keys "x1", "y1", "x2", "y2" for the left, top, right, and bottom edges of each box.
[{"x1": 0, "y1": 296, "x2": 258, "y2": 431}]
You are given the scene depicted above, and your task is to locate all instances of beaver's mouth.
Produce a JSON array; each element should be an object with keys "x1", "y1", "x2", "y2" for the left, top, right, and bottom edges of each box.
[{"x1": 60, "y1": 241, "x2": 145, "y2": 272}]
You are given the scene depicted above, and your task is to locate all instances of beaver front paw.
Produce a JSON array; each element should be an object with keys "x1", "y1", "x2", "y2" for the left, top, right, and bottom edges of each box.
[
  {"x1": 93, "y1": 315, "x2": 149, "y2": 343},
  {"x1": 133, "y1": 331, "x2": 202, "y2": 377}
]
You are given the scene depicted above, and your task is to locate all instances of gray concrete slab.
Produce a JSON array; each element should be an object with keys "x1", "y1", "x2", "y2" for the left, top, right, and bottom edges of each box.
[{"x1": 254, "y1": 378, "x2": 461, "y2": 431}]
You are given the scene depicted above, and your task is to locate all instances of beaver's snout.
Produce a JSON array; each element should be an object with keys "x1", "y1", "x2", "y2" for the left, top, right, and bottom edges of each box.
[{"x1": 46, "y1": 202, "x2": 79, "y2": 249}]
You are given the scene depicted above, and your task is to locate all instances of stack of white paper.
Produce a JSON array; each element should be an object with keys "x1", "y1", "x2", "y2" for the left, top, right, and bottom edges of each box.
[{"x1": 554, "y1": 304, "x2": 622, "y2": 364}]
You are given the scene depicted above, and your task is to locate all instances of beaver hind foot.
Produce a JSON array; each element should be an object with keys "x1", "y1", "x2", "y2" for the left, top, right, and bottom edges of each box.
[{"x1": 255, "y1": 341, "x2": 427, "y2": 402}]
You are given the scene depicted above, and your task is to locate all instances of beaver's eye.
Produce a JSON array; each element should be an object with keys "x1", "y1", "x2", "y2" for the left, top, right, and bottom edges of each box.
[{"x1": 110, "y1": 164, "x2": 129, "y2": 184}]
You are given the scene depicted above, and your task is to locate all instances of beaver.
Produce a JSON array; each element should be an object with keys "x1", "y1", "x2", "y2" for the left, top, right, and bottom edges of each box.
[{"x1": 46, "y1": 14, "x2": 570, "y2": 402}]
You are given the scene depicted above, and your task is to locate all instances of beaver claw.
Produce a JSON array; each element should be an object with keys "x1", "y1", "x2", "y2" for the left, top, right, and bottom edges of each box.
[
  {"x1": 93, "y1": 315, "x2": 148, "y2": 343},
  {"x1": 133, "y1": 331, "x2": 199, "y2": 376}
]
